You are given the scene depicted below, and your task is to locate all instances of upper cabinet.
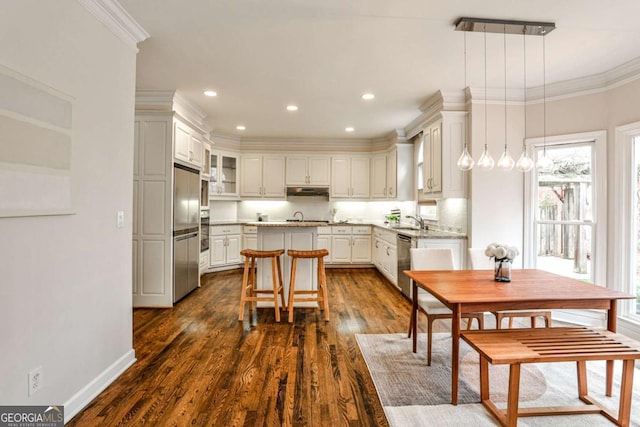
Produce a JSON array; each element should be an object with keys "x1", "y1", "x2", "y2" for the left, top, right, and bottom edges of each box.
[
  {"x1": 421, "y1": 111, "x2": 467, "y2": 199},
  {"x1": 331, "y1": 155, "x2": 370, "y2": 199},
  {"x1": 240, "y1": 154, "x2": 285, "y2": 199},
  {"x1": 174, "y1": 119, "x2": 203, "y2": 169},
  {"x1": 210, "y1": 150, "x2": 239, "y2": 199},
  {"x1": 423, "y1": 122, "x2": 442, "y2": 194},
  {"x1": 201, "y1": 139, "x2": 212, "y2": 179},
  {"x1": 286, "y1": 155, "x2": 330, "y2": 186},
  {"x1": 371, "y1": 144, "x2": 414, "y2": 200}
]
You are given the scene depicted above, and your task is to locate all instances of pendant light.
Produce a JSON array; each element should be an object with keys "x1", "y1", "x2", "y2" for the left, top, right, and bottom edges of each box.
[
  {"x1": 497, "y1": 24, "x2": 515, "y2": 171},
  {"x1": 516, "y1": 27, "x2": 534, "y2": 172},
  {"x1": 477, "y1": 24, "x2": 495, "y2": 171},
  {"x1": 536, "y1": 33, "x2": 553, "y2": 171},
  {"x1": 457, "y1": 31, "x2": 475, "y2": 171}
]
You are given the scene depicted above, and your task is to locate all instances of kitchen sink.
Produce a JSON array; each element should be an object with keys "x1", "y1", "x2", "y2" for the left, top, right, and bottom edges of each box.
[{"x1": 392, "y1": 226, "x2": 419, "y2": 230}]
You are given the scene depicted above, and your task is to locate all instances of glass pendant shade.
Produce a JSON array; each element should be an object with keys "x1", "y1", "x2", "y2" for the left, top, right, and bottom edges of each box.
[
  {"x1": 497, "y1": 148, "x2": 515, "y2": 170},
  {"x1": 516, "y1": 149, "x2": 534, "y2": 172},
  {"x1": 536, "y1": 153, "x2": 553, "y2": 171},
  {"x1": 456, "y1": 145, "x2": 475, "y2": 171},
  {"x1": 477, "y1": 145, "x2": 495, "y2": 170}
]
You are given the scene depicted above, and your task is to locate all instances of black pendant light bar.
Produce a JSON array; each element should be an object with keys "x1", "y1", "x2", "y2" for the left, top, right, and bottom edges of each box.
[{"x1": 454, "y1": 17, "x2": 555, "y2": 36}]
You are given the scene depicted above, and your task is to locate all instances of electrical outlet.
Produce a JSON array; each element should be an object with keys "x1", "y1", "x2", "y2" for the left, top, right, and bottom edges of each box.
[{"x1": 28, "y1": 366, "x2": 42, "y2": 396}]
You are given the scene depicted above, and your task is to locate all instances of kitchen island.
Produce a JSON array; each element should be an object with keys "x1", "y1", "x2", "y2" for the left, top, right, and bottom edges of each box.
[{"x1": 246, "y1": 221, "x2": 329, "y2": 308}]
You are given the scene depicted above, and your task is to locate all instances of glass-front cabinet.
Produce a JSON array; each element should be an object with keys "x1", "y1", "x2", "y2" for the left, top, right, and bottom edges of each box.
[{"x1": 210, "y1": 151, "x2": 239, "y2": 199}]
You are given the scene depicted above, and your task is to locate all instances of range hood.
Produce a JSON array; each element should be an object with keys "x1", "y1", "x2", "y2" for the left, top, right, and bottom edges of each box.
[{"x1": 286, "y1": 186, "x2": 330, "y2": 197}]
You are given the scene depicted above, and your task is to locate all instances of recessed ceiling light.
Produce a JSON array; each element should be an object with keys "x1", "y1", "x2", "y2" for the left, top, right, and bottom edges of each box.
[
  {"x1": 361, "y1": 93, "x2": 375, "y2": 100},
  {"x1": 345, "y1": 127, "x2": 355, "y2": 132},
  {"x1": 236, "y1": 125, "x2": 246, "y2": 131},
  {"x1": 203, "y1": 90, "x2": 217, "y2": 97},
  {"x1": 286, "y1": 105, "x2": 298, "y2": 111}
]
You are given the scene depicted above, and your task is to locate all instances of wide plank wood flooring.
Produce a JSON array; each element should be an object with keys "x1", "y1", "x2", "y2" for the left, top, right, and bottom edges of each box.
[{"x1": 67, "y1": 268, "x2": 419, "y2": 426}]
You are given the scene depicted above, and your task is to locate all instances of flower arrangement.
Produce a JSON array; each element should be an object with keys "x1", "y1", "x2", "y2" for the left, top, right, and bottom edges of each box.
[
  {"x1": 485, "y1": 243, "x2": 519, "y2": 282},
  {"x1": 485, "y1": 243, "x2": 519, "y2": 261}
]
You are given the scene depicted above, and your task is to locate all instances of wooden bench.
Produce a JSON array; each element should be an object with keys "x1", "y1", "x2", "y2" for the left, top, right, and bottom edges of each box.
[{"x1": 461, "y1": 327, "x2": 640, "y2": 427}]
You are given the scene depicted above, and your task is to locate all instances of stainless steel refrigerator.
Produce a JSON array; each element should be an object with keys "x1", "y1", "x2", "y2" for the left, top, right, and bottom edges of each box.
[{"x1": 173, "y1": 164, "x2": 200, "y2": 303}]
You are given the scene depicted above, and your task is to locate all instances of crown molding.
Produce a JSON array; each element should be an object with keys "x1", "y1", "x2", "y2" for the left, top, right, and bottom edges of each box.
[
  {"x1": 135, "y1": 90, "x2": 209, "y2": 133},
  {"x1": 77, "y1": 0, "x2": 149, "y2": 51},
  {"x1": 467, "y1": 56, "x2": 640, "y2": 104}
]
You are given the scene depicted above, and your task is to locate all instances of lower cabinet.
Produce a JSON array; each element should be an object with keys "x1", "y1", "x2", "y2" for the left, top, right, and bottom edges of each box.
[
  {"x1": 210, "y1": 225, "x2": 242, "y2": 267},
  {"x1": 316, "y1": 227, "x2": 332, "y2": 262},
  {"x1": 324, "y1": 226, "x2": 371, "y2": 264},
  {"x1": 200, "y1": 250, "x2": 209, "y2": 274},
  {"x1": 243, "y1": 225, "x2": 258, "y2": 252},
  {"x1": 373, "y1": 228, "x2": 398, "y2": 285}
]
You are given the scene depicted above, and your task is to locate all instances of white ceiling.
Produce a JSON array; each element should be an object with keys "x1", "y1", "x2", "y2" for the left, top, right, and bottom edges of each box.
[{"x1": 120, "y1": 0, "x2": 640, "y2": 140}]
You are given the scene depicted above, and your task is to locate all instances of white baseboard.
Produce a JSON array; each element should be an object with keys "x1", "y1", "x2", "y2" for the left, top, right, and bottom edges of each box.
[{"x1": 63, "y1": 349, "x2": 136, "y2": 423}]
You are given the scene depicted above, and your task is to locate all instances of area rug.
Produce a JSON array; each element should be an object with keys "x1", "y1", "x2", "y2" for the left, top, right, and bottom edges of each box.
[{"x1": 356, "y1": 333, "x2": 640, "y2": 426}]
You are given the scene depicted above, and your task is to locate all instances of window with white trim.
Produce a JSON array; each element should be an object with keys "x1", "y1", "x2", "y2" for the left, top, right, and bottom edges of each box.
[
  {"x1": 524, "y1": 131, "x2": 607, "y2": 289},
  {"x1": 614, "y1": 122, "x2": 640, "y2": 319}
]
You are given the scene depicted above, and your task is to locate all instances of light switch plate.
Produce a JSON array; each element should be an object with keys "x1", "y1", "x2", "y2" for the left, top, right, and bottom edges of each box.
[{"x1": 116, "y1": 211, "x2": 124, "y2": 228}]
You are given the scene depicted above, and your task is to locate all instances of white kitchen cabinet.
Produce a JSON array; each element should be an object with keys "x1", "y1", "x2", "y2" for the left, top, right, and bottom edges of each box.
[
  {"x1": 373, "y1": 227, "x2": 398, "y2": 285},
  {"x1": 286, "y1": 155, "x2": 330, "y2": 186},
  {"x1": 371, "y1": 154, "x2": 388, "y2": 199},
  {"x1": 199, "y1": 250, "x2": 209, "y2": 274},
  {"x1": 421, "y1": 111, "x2": 467, "y2": 199},
  {"x1": 316, "y1": 227, "x2": 332, "y2": 262},
  {"x1": 202, "y1": 140, "x2": 212, "y2": 179},
  {"x1": 240, "y1": 154, "x2": 285, "y2": 198},
  {"x1": 210, "y1": 225, "x2": 242, "y2": 267},
  {"x1": 371, "y1": 144, "x2": 414, "y2": 201},
  {"x1": 423, "y1": 123, "x2": 442, "y2": 194},
  {"x1": 329, "y1": 226, "x2": 371, "y2": 264},
  {"x1": 331, "y1": 156, "x2": 370, "y2": 199},
  {"x1": 243, "y1": 225, "x2": 258, "y2": 251},
  {"x1": 174, "y1": 120, "x2": 203, "y2": 168},
  {"x1": 210, "y1": 150, "x2": 239, "y2": 199}
]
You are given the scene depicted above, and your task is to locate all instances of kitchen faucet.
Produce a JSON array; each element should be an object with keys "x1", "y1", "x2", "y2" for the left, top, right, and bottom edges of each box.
[
  {"x1": 406, "y1": 214, "x2": 425, "y2": 230},
  {"x1": 293, "y1": 211, "x2": 304, "y2": 221}
]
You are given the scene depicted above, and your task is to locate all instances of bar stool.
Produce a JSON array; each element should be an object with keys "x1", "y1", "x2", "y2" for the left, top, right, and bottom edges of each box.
[
  {"x1": 239, "y1": 249, "x2": 287, "y2": 322},
  {"x1": 287, "y1": 249, "x2": 330, "y2": 323}
]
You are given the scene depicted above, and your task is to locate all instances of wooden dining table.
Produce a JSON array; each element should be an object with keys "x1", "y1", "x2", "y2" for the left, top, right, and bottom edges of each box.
[{"x1": 403, "y1": 268, "x2": 635, "y2": 405}]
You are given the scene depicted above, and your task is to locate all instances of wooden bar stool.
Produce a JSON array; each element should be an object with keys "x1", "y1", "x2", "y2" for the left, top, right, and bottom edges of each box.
[
  {"x1": 287, "y1": 249, "x2": 330, "y2": 323},
  {"x1": 239, "y1": 249, "x2": 287, "y2": 322}
]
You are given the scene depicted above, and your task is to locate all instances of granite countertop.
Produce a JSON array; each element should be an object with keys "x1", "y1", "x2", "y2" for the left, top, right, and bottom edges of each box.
[
  {"x1": 209, "y1": 219, "x2": 466, "y2": 239},
  {"x1": 244, "y1": 221, "x2": 332, "y2": 227}
]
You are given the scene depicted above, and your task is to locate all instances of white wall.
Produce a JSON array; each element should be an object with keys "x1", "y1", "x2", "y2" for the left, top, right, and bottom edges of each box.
[
  {"x1": 468, "y1": 102, "x2": 525, "y2": 266},
  {"x1": 0, "y1": 1, "x2": 138, "y2": 419}
]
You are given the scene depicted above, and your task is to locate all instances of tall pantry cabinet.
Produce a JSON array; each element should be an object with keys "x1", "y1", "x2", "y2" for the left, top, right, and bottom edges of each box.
[{"x1": 133, "y1": 91, "x2": 210, "y2": 307}]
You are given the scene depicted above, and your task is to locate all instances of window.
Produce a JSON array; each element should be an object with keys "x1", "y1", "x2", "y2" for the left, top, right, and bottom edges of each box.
[
  {"x1": 524, "y1": 131, "x2": 606, "y2": 288},
  {"x1": 614, "y1": 122, "x2": 640, "y2": 319},
  {"x1": 535, "y1": 143, "x2": 593, "y2": 282},
  {"x1": 634, "y1": 137, "x2": 640, "y2": 314}
]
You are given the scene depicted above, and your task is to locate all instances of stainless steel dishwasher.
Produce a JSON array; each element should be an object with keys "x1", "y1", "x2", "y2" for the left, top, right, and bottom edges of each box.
[{"x1": 397, "y1": 233, "x2": 416, "y2": 300}]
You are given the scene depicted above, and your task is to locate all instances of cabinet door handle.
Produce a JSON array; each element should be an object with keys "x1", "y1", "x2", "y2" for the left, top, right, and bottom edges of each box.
[
  {"x1": 389, "y1": 187, "x2": 393, "y2": 196},
  {"x1": 375, "y1": 241, "x2": 379, "y2": 248},
  {"x1": 386, "y1": 247, "x2": 390, "y2": 256},
  {"x1": 383, "y1": 188, "x2": 387, "y2": 196}
]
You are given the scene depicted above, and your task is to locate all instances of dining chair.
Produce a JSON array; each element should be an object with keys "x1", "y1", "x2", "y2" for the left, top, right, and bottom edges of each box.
[
  {"x1": 408, "y1": 248, "x2": 484, "y2": 366},
  {"x1": 468, "y1": 248, "x2": 552, "y2": 329}
]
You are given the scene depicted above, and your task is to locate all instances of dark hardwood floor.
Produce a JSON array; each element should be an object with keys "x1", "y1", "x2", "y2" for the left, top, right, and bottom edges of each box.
[{"x1": 68, "y1": 268, "x2": 418, "y2": 426}]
